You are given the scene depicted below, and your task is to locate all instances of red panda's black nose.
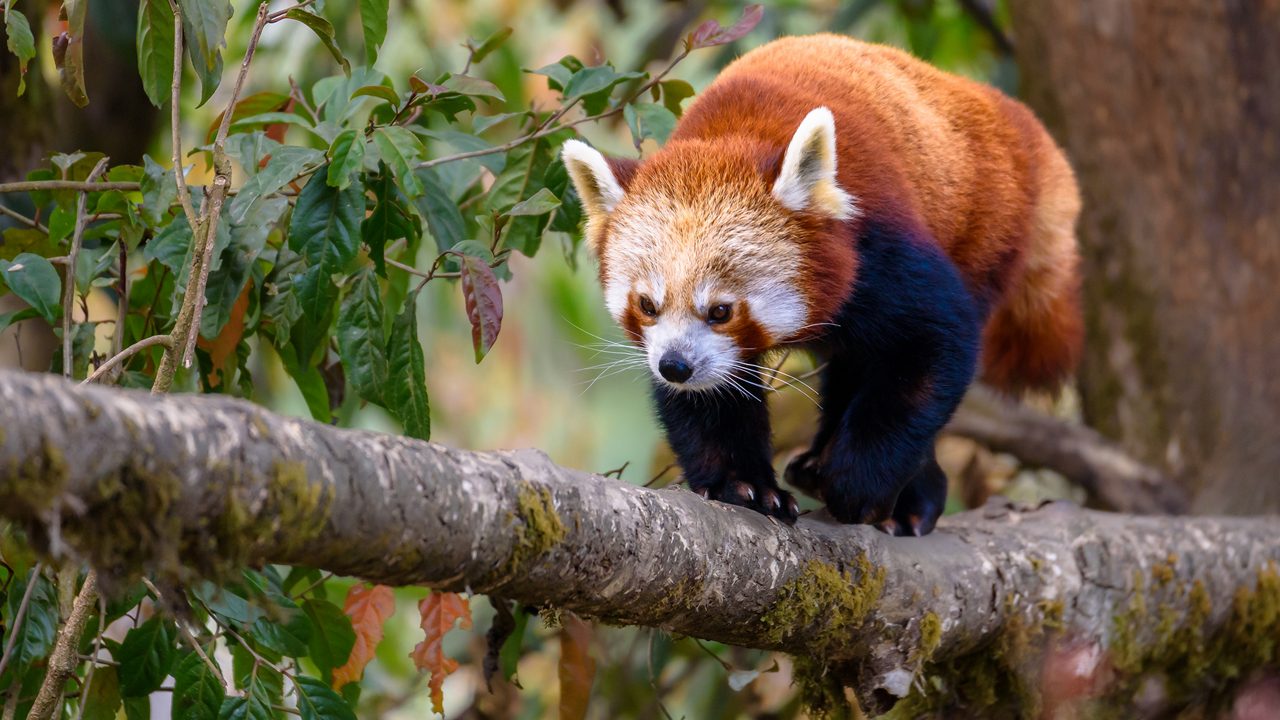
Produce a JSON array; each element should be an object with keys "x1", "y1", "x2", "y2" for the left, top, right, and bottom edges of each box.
[{"x1": 659, "y1": 352, "x2": 694, "y2": 383}]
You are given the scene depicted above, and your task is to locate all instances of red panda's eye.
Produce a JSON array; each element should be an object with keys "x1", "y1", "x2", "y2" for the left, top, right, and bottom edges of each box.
[
  {"x1": 639, "y1": 295, "x2": 658, "y2": 317},
  {"x1": 707, "y1": 304, "x2": 732, "y2": 324}
]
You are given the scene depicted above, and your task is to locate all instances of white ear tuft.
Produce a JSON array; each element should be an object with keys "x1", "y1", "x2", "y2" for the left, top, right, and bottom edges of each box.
[
  {"x1": 561, "y1": 139, "x2": 627, "y2": 218},
  {"x1": 772, "y1": 107, "x2": 856, "y2": 220}
]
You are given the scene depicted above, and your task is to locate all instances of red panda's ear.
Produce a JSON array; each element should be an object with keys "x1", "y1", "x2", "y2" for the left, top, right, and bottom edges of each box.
[
  {"x1": 561, "y1": 140, "x2": 634, "y2": 222},
  {"x1": 772, "y1": 107, "x2": 856, "y2": 220}
]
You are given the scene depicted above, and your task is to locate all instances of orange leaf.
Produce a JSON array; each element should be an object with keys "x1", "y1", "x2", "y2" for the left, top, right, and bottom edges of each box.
[
  {"x1": 196, "y1": 282, "x2": 250, "y2": 388},
  {"x1": 331, "y1": 584, "x2": 396, "y2": 690},
  {"x1": 410, "y1": 592, "x2": 473, "y2": 715},
  {"x1": 558, "y1": 612, "x2": 596, "y2": 720}
]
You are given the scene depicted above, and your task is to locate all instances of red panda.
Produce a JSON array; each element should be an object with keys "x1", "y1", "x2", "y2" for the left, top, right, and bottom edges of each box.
[{"x1": 562, "y1": 34, "x2": 1082, "y2": 535}]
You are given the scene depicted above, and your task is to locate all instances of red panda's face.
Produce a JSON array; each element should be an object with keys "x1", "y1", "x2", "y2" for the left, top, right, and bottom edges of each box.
[{"x1": 562, "y1": 107, "x2": 854, "y2": 392}]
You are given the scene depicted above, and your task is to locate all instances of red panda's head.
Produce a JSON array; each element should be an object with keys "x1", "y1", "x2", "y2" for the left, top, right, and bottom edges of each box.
[{"x1": 562, "y1": 107, "x2": 855, "y2": 391}]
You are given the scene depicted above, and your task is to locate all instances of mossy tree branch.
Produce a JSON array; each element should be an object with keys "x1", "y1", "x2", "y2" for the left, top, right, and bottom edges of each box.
[{"x1": 1, "y1": 370, "x2": 1277, "y2": 714}]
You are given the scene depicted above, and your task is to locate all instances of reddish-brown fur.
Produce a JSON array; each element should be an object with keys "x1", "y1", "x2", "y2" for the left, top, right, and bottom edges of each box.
[{"x1": 656, "y1": 35, "x2": 1083, "y2": 391}]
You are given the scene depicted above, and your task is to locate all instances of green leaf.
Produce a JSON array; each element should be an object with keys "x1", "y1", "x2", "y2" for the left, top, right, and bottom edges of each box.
[
  {"x1": 285, "y1": 9, "x2": 350, "y2": 75},
  {"x1": 327, "y1": 130, "x2": 365, "y2": 189},
  {"x1": 261, "y1": 243, "x2": 305, "y2": 347},
  {"x1": 561, "y1": 65, "x2": 643, "y2": 115},
  {"x1": 3, "y1": 7, "x2": 35, "y2": 96},
  {"x1": 658, "y1": 79, "x2": 695, "y2": 117},
  {"x1": 487, "y1": 140, "x2": 552, "y2": 256},
  {"x1": 81, "y1": 665, "x2": 124, "y2": 720},
  {"x1": 358, "y1": 0, "x2": 388, "y2": 64},
  {"x1": 47, "y1": 206, "x2": 75, "y2": 244},
  {"x1": 0, "y1": 571, "x2": 57, "y2": 684},
  {"x1": 386, "y1": 299, "x2": 430, "y2": 440},
  {"x1": 499, "y1": 608, "x2": 529, "y2": 686},
  {"x1": 228, "y1": 145, "x2": 325, "y2": 224},
  {"x1": 0, "y1": 307, "x2": 39, "y2": 334},
  {"x1": 279, "y1": 346, "x2": 332, "y2": 422},
  {"x1": 286, "y1": 170, "x2": 362, "y2": 366},
  {"x1": 412, "y1": 168, "x2": 466, "y2": 255},
  {"x1": 504, "y1": 187, "x2": 560, "y2": 217},
  {"x1": 302, "y1": 599, "x2": 356, "y2": 683},
  {"x1": 289, "y1": 168, "x2": 364, "y2": 271},
  {"x1": 117, "y1": 615, "x2": 176, "y2": 697},
  {"x1": 467, "y1": 26, "x2": 511, "y2": 65},
  {"x1": 0, "y1": 253, "x2": 61, "y2": 323},
  {"x1": 136, "y1": 0, "x2": 175, "y2": 107},
  {"x1": 458, "y1": 254, "x2": 503, "y2": 363},
  {"x1": 201, "y1": 197, "x2": 287, "y2": 338},
  {"x1": 123, "y1": 697, "x2": 151, "y2": 720},
  {"x1": 337, "y1": 269, "x2": 388, "y2": 406},
  {"x1": 445, "y1": 74, "x2": 505, "y2": 102},
  {"x1": 294, "y1": 676, "x2": 358, "y2": 720},
  {"x1": 351, "y1": 84, "x2": 400, "y2": 105},
  {"x1": 140, "y1": 155, "x2": 178, "y2": 225},
  {"x1": 250, "y1": 606, "x2": 313, "y2": 658},
  {"x1": 372, "y1": 126, "x2": 426, "y2": 197},
  {"x1": 172, "y1": 651, "x2": 225, "y2": 720},
  {"x1": 363, "y1": 170, "x2": 416, "y2": 276},
  {"x1": 623, "y1": 102, "x2": 677, "y2": 148},
  {"x1": 54, "y1": 0, "x2": 89, "y2": 106},
  {"x1": 177, "y1": 0, "x2": 232, "y2": 105}
]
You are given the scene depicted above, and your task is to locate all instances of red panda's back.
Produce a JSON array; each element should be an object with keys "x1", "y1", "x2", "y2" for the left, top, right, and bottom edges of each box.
[{"x1": 674, "y1": 35, "x2": 1083, "y2": 392}]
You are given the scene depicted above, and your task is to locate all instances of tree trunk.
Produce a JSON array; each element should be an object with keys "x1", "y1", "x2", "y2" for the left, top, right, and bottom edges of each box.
[
  {"x1": 2, "y1": 370, "x2": 1278, "y2": 715},
  {"x1": 1009, "y1": 1, "x2": 1280, "y2": 513}
]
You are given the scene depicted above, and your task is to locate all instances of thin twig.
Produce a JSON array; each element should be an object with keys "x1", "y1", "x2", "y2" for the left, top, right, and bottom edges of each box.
[
  {"x1": 0, "y1": 563, "x2": 45, "y2": 680},
  {"x1": 0, "y1": 180, "x2": 138, "y2": 194},
  {"x1": 69, "y1": 597, "x2": 106, "y2": 720},
  {"x1": 113, "y1": 244, "x2": 127, "y2": 357},
  {"x1": 415, "y1": 48, "x2": 692, "y2": 171},
  {"x1": 63, "y1": 158, "x2": 110, "y2": 379},
  {"x1": 0, "y1": 204, "x2": 49, "y2": 233},
  {"x1": 82, "y1": 335, "x2": 174, "y2": 385},
  {"x1": 167, "y1": 0, "x2": 198, "y2": 231}
]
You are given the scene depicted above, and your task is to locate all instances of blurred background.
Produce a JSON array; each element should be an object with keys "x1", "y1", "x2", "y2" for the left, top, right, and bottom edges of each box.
[{"x1": 4, "y1": 0, "x2": 1278, "y2": 717}]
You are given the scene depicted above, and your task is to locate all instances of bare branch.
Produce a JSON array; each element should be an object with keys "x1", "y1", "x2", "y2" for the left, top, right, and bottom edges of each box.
[
  {"x1": 167, "y1": 0, "x2": 198, "y2": 231},
  {"x1": 0, "y1": 204, "x2": 50, "y2": 233},
  {"x1": 82, "y1": 335, "x2": 174, "y2": 385},
  {"x1": 0, "y1": 180, "x2": 139, "y2": 194},
  {"x1": 28, "y1": 573, "x2": 97, "y2": 720},
  {"x1": 946, "y1": 385, "x2": 1187, "y2": 514},
  {"x1": 63, "y1": 158, "x2": 110, "y2": 379}
]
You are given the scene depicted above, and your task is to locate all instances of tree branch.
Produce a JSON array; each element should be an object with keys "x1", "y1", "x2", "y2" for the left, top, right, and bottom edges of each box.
[
  {"x1": 0, "y1": 370, "x2": 1276, "y2": 713},
  {"x1": 62, "y1": 158, "x2": 110, "y2": 379},
  {"x1": 946, "y1": 386, "x2": 1188, "y2": 514}
]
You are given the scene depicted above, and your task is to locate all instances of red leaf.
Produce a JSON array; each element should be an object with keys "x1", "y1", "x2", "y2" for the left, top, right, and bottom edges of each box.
[
  {"x1": 410, "y1": 592, "x2": 473, "y2": 715},
  {"x1": 458, "y1": 255, "x2": 503, "y2": 363},
  {"x1": 687, "y1": 4, "x2": 763, "y2": 50},
  {"x1": 331, "y1": 584, "x2": 396, "y2": 690},
  {"x1": 558, "y1": 612, "x2": 596, "y2": 720}
]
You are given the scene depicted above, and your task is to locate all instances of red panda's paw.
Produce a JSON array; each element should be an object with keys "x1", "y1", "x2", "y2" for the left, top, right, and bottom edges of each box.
[
  {"x1": 884, "y1": 457, "x2": 947, "y2": 537},
  {"x1": 822, "y1": 484, "x2": 898, "y2": 529},
  {"x1": 705, "y1": 477, "x2": 800, "y2": 525},
  {"x1": 783, "y1": 450, "x2": 828, "y2": 500}
]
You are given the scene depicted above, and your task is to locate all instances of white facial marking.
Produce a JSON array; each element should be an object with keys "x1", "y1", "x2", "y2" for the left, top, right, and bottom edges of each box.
[
  {"x1": 642, "y1": 312, "x2": 739, "y2": 391},
  {"x1": 746, "y1": 282, "x2": 806, "y2": 340}
]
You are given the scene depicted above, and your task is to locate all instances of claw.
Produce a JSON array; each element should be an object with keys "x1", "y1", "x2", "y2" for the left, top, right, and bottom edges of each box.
[{"x1": 765, "y1": 491, "x2": 782, "y2": 510}]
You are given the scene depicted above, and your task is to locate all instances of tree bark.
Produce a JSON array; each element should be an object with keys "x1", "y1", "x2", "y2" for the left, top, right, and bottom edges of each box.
[
  {"x1": 1, "y1": 370, "x2": 1278, "y2": 714},
  {"x1": 1009, "y1": 1, "x2": 1280, "y2": 514}
]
